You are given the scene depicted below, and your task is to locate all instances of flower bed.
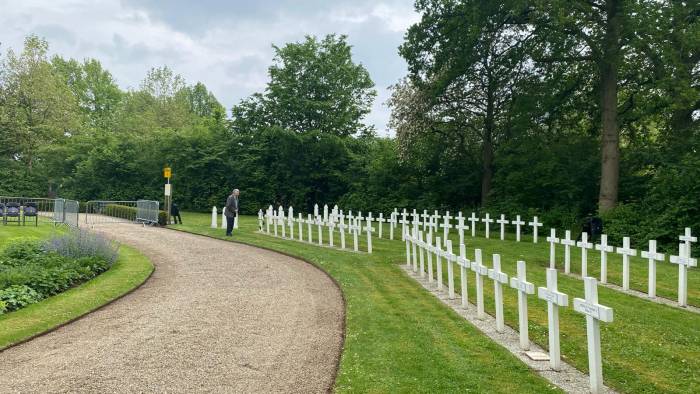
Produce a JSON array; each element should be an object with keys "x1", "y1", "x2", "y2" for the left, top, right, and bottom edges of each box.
[{"x1": 0, "y1": 229, "x2": 119, "y2": 314}]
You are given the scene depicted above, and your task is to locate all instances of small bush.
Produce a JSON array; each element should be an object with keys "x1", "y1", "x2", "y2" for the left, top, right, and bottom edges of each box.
[
  {"x1": 1, "y1": 240, "x2": 43, "y2": 261},
  {"x1": 0, "y1": 285, "x2": 43, "y2": 311}
]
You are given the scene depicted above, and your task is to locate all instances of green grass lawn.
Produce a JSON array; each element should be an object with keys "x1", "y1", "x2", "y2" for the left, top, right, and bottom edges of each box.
[
  {"x1": 172, "y1": 213, "x2": 559, "y2": 393},
  {"x1": 0, "y1": 223, "x2": 154, "y2": 350},
  {"x1": 174, "y1": 213, "x2": 699, "y2": 394}
]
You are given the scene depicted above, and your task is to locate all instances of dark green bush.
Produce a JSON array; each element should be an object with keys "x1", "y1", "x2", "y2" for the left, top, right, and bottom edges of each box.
[
  {"x1": 0, "y1": 285, "x2": 43, "y2": 311},
  {"x1": 0, "y1": 231, "x2": 116, "y2": 314}
]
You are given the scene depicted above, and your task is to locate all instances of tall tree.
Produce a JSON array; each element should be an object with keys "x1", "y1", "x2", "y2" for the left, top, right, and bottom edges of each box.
[
  {"x1": 232, "y1": 34, "x2": 376, "y2": 137},
  {"x1": 398, "y1": 0, "x2": 535, "y2": 205},
  {"x1": 528, "y1": 0, "x2": 660, "y2": 212},
  {"x1": 0, "y1": 35, "x2": 78, "y2": 172}
]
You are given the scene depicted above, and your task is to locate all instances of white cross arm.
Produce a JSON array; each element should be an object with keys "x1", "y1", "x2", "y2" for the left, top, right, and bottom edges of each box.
[
  {"x1": 538, "y1": 287, "x2": 568, "y2": 306},
  {"x1": 488, "y1": 269, "x2": 509, "y2": 284},
  {"x1": 670, "y1": 254, "x2": 698, "y2": 267},
  {"x1": 510, "y1": 278, "x2": 535, "y2": 294},
  {"x1": 573, "y1": 298, "x2": 614, "y2": 323},
  {"x1": 471, "y1": 262, "x2": 488, "y2": 275}
]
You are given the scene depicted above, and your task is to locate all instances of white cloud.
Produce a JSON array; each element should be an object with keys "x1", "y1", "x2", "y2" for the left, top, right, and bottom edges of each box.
[{"x1": 0, "y1": 0, "x2": 419, "y2": 134}]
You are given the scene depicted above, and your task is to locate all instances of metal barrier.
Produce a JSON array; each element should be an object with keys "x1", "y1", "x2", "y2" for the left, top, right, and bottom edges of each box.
[
  {"x1": 0, "y1": 196, "x2": 79, "y2": 227},
  {"x1": 85, "y1": 200, "x2": 160, "y2": 225}
]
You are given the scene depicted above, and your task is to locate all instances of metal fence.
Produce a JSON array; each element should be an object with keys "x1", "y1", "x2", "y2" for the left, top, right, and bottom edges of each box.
[
  {"x1": 85, "y1": 200, "x2": 160, "y2": 225},
  {"x1": 0, "y1": 196, "x2": 79, "y2": 227}
]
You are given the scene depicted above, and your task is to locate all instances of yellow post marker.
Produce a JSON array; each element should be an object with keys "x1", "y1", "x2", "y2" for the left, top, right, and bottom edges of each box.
[{"x1": 164, "y1": 166, "x2": 172, "y2": 224}]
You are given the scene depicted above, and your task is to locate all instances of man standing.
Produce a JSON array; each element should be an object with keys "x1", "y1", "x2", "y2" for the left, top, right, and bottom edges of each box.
[{"x1": 225, "y1": 189, "x2": 240, "y2": 236}]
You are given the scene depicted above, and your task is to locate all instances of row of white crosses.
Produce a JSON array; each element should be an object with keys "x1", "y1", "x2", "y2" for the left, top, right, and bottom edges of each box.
[
  {"x1": 258, "y1": 204, "x2": 381, "y2": 253},
  {"x1": 210, "y1": 206, "x2": 238, "y2": 229},
  {"x1": 404, "y1": 232, "x2": 615, "y2": 392},
  {"x1": 545, "y1": 227, "x2": 697, "y2": 307}
]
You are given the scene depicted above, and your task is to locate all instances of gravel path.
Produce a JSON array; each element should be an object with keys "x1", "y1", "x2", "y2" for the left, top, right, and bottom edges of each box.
[{"x1": 0, "y1": 224, "x2": 344, "y2": 393}]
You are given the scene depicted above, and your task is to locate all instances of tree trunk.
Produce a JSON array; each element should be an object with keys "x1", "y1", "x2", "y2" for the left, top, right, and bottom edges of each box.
[
  {"x1": 481, "y1": 89, "x2": 495, "y2": 207},
  {"x1": 598, "y1": 0, "x2": 622, "y2": 213}
]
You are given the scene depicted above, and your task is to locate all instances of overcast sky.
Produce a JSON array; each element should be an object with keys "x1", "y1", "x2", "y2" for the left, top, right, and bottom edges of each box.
[{"x1": 0, "y1": 0, "x2": 421, "y2": 136}]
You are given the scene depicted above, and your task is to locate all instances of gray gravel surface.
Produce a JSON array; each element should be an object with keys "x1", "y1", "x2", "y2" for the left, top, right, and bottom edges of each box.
[{"x1": 0, "y1": 224, "x2": 344, "y2": 393}]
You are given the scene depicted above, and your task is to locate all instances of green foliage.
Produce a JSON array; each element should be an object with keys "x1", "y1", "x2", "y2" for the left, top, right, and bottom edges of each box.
[
  {"x1": 0, "y1": 285, "x2": 42, "y2": 312},
  {"x1": 0, "y1": 232, "x2": 114, "y2": 313}
]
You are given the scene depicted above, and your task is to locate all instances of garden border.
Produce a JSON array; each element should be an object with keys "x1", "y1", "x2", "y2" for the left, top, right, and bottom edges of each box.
[{"x1": 0, "y1": 247, "x2": 155, "y2": 353}]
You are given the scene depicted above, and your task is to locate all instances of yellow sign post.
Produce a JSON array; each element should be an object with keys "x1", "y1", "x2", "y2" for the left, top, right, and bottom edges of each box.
[
  {"x1": 164, "y1": 166, "x2": 172, "y2": 224},
  {"x1": 164, "y1": 167, "x2": 171, "y2": 179}
]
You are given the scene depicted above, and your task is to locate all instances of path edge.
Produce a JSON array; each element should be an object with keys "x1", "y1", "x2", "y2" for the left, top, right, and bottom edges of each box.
[
  {"x1": 166, "y1": 227, "x2": 347, "y2": 394},
  {"x1": 0, "y1": 253, "x2": 155, "y2": 354}
]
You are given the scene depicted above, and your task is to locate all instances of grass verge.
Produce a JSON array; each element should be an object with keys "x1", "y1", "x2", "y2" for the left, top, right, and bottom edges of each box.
[{"x1": 174, "y1": 213, "x2": 699, "y2": 394}]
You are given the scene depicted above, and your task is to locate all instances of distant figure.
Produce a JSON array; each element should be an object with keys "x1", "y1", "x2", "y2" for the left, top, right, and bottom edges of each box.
[
  {"x1": 579, "y1": 215, "x2": 603, "y2": 242},
  {"x1": 171, "y1": 202, "x2": 182, "y2": 224},
  {"x1": 225, "y1": 189, "x2": 240, "y2": 236}
]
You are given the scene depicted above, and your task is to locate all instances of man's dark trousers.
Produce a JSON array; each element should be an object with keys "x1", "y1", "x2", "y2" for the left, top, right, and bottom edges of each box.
[{"x1": 226, "y1": 214, "x2": 236, "y2": 236}]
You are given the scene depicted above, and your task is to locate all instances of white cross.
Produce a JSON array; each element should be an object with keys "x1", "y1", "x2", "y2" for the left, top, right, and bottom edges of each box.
[
  {"x1": 411, "y1": 227, "x2": 419, "y2": 271},
  {"x1": 458, "y1": 243, "x2": 470, "y2": 307},
  {"x1": 577, "y1": 232, "x2": 594, "y2": 277},
  {"x1": 442, "y1": 211, "x2": 453, "y2": 241},
  {"x1": 356, "y1": 212, "x2": 365, "y2": 236},
  {"x1": 426, "y1": 233, "x2": 434, "y2": 283},
  {"x1": 365, "y1": 215, "x2": 374, "y2": 254},
  {"x1": 641, "y1": 240, "x2": 665, "y2": 298},
  {"x1": 306, "y1": 214, "x2": 313, "y2": 243},
  {"x1": 445, "y1": 240, "x2": 457, "y2": 299},
  {"x1": 338, "y1": 219, "x2": 346, "y2": 249},
  {"x1": 411, "y1": 212, "x2": 421, "y2": 237},
  {"x1": 496, "y1": 214, "x2": 508, "y2": 241},
  {"x1": 528, "y1": 216, "x2": 543, "y2": 243},
  {"x1": 399, "y1": 210, "x2": 409, "y2": 240},
  {"x1": 378, "y1": 213, "x2": 386, "y2": 238},
  {"x1": 511, "y1": 215, "x2": 525, "y2": 242},
  {"x1": 298, "y1": 213, "x2": 304, "y2": 241},
  {"x1": 388, "y1": 213, "x2": 397, "y2": 240},
  {"x1": 328, "y1": 219, "x2": 335, "y2": 247},
  {"x1": 455, "y1": 212, "x2": 467, "y2": 245},
  {"x1": 435, "y1": 236, "x2": 444, "y2": 291},
  {"x1": 314, "y1": 204, "x2": 319, "y2": 218},
  {"x1": 482, "y1": 213, "x2": 494, "y2": 239},
  {"x1": 288, "y1": 207, "x2": 295, "y2": 239},
  {"x1": 315, "y1": 215, "x2": 324, "y2": 246},
  {"x1": 347, "y1": 211, "x2": 355, "y2": 235},
  {"x1": 279, "y1": 207, "x2": 287, "y2": 238},
  {"x1": 211, "y1": 206, "x2": 219, "y2": 229},
  {"x1": 471, "y1": 248, "x2": 488, "y2": 319},
  {"x1": 403, "y1": 218, "x2": 411, "y2": 267},
  {"x1": 546, "y1": 229, "x2": 559, "y2": 269},
  {"x1": 615, "y1": 237, "x2": 637, "y2": 291},
  {"x1": 416, "y1": 231, "x2": 425, "y2": 276},
  {"x1": 487, "y1": 254, "x2": 509, "y2": 332},
  {"x1": 537, "y1": 268, "x2": 569, "y2": 371},
  {"x1": 323, "y1": 204, "x2": 329, "y2": 222},
  {"x1": 351, "y1": 222, "x2": 360, "y2": 252},
  {"x1": 594, "y1": 234, "x2": 614, "y2": 284},
  {"x1": 560, "y1": 230, "x2": 575, "y2": 273},
  {"x1": 431, "y1": 211, "x2": 440, "y2": 234},
  {"x1": 573, "y1": 277, "x2": 614, "y2": 393},
  {"x1": 509, "y1": 260, "x2": 535, "y2": 350},
  {"x1": 257, "y1": 209, "x2": 263, "y2": 231},
  {"x1": 679, "y1": 227, "x2": 697, "y2": 248},
  {"x1": 670, "y1": 242, "x2": 697, "y2": 307},
  {"x1": 221, "y1": 207, "x2": 227, "y2": 230},
  {"x1": 468, "y1": 212, "x2": 479, "y2": 237},
  {"x1": 421, "y1": 210, "x2": 430, "y2": 231}
]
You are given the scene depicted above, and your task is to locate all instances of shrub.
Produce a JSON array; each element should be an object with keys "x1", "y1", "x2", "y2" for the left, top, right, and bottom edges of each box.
[
  {"x1": 44, "y1": 228, "x2": 119, "y2": 265},
  {"x1": 0, "y1": 285, "x2": 43, "y2": 311},
  {"x1": 1, "y1": 240, "x2": 43, "y2": 261}
]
